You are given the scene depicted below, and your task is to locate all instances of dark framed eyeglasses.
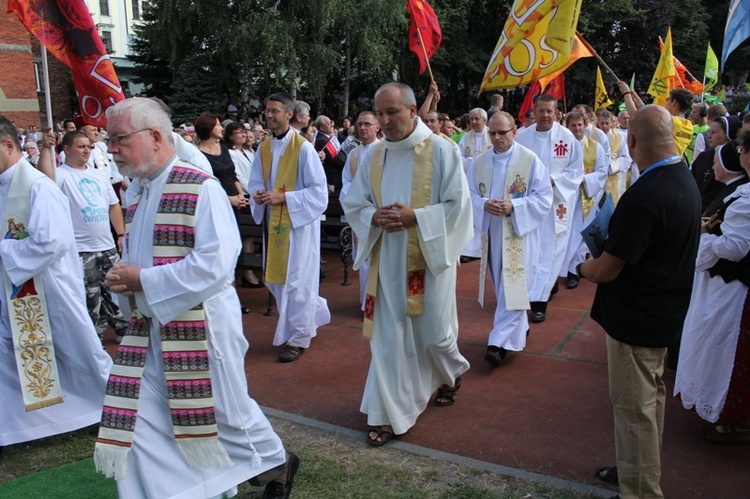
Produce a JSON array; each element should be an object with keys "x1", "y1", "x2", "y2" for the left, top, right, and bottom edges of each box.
[{"x1": 488, "y1": 128, "x2": 515, "y2": 137}]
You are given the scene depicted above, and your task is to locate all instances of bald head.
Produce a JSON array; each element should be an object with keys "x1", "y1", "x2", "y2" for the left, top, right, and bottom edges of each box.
[{"x1": 628, "y1": 105, "x2": 679, "y2": 170}]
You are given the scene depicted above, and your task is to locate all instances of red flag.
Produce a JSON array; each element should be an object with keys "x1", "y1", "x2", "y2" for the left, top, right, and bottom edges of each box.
[
  {"x1": 323, "y1": 138, "x2": 338, "y2": 158},
  {"x1": 544, "y1": 73, "x2": 566, "y2": 102},
  {"x1": 518, "y1": 81, "x2": 542, "y2": 125},
  {"x1": 406, "y1": 0, "x2": 442, "y2": 74},
  {"x1": 7, "y1": 0, "x2": 125, "y2": 127}
]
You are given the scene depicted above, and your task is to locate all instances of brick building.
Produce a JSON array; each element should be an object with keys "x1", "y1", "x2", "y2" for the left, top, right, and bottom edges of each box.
[{"x1": 0, "y1": 0, "x2": 41, "y2": 129}]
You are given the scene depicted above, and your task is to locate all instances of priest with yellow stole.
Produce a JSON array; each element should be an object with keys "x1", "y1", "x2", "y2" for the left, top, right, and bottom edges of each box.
[
  {"x1": 249, "y1": 93, "x2": 331, "y2": 363},
  {"x1": 343, "y1": 83, "x2": 472, "y2": 446}
]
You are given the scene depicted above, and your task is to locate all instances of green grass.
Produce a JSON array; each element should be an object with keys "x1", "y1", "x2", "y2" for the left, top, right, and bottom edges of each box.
[{"x1": 1, "y1": 420, "x2": 598, "y2": 499}]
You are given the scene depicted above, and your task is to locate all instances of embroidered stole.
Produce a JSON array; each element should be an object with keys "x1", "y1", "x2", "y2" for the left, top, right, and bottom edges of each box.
[
  {"x1": 580, "y1": 137, "x2": 599, "y2": 219},
  {"x1": 475, "y1": 148, "x2": 533, "y2": 310},
  {"x1": 605, "y1": 130, "x2": 622, "y2": 204},
  {"x1": 95, "y1": 163, "x2": 235, "y2": 479},
  {"x1": 464, "y1": 129, "x2": 491, "y2": 158},
  {"x1": 259, "y1": 133, "x2": 305, "y2": 284},
  {"x1": 1, "y1": 160, "x2": 63, "y2": 411},
  {"x1": 363, "y1": 139, "x2": 433, "y2": 339}
]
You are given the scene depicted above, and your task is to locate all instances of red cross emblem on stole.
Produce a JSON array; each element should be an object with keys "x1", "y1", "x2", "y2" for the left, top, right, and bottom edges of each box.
[
  {"x1": 407, "y1": 269, "x2": 426, "y2": 296},
  {"x1": 364, "y1": 294, "x2": 375, "y2": 320},
  {"x1": 556, "y1": 203, "x2": 567, "y2": 220},
  {"x1": 554, "y1": 140, "x2": 569, "y2": 157}
]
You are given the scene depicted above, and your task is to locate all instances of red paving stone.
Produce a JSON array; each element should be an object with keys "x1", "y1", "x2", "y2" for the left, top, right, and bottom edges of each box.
[{"x1": 110, "y1": 250, "x2": 748, "y2": 497}]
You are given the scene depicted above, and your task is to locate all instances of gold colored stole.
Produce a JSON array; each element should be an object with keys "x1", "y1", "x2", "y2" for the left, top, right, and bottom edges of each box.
[
  {"x1": 349, "y1": 145, "x2": 361, "y2": 177},
  {"x1": 465, "y1": 130, "x2": 491, "y2": 158},
  {"x1": 1, "y1": 161, "x2": 63, "y2": 411},
  {"x1": 580, "y1": 137, "x2": 599, "y2": 219},
  {"x1": 363, "y1": 138, "x2": 433, "y2": 339},
  {"x1": 605, "y1": 131, "x2": 622, "y2": 204},
  {"x1": 260, "y1": 133, "x2": 305, "y2": 284}
]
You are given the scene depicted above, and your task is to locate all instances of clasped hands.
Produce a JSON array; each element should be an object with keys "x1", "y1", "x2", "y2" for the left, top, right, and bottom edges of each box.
[
  {"x1": 253, "y1": 189, "x2": 285, "y2": 206},
  {"x1": 484, "y1": 199, "x2": 513, "y2": 217},
  {"x1": 105, "y1": 263, "x2": 143, "y2": 296},
  {"x1": 372, "y1": 203, "x2": 416, "y2": 232}
]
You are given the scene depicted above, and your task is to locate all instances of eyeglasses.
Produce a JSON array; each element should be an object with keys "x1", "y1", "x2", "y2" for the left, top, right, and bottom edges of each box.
[
  {"x1": 357, "y1": 122, "x2": 376, "y2": 127},
  {"x1": 109, "y1": 129, "x2": 152, "y2": 146},
  {"x1": 488, "y1": 128, "x2": 515, "y2": 137},
  {"x1": 738, "y1": 146, "x2": 748, "y2": 155}
]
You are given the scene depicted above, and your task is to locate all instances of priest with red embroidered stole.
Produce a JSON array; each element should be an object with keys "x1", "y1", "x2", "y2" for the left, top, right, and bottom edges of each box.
[{"x1": 342, "y1": 83, "x2": 472, "y2": 446}]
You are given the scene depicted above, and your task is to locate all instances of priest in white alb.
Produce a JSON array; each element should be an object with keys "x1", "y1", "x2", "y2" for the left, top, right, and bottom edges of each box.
[
  {"x1": 598, "y1": 109, "x2": 637, "y2": 203},
  {"x1": 0, "y1": 116, "x2": 112, "y2": 452},
  {"x1": 342, "y1": 83, "x2": 473, "y2": 447},
  {"x1": 94, "y1": 98, "x2": 297, "y2": 499},
  {"x1": 340, "y1": 111, "x2": 380, "y2": 310},
  {"x1": 560, "y1": 111, "x2": 610, "y2": 290},
  {"x1": 458, "y1": 108, "x2": 492, "y2": 261},
  {"x1": 468, "y1": 112, "x2": 552, "y2": 366},
  {"x1": 516, "y1": 94, "x2": 583, "y2": 323},
  {"x1": 248, "y1": 93, "x2": 331, "y2": 363}
]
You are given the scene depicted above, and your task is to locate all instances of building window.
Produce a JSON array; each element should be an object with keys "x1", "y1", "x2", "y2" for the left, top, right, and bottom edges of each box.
[
  {"x1": 132, "y1": 0, "x2": 141, "y2": 20},
  {"x1": 101, "y1": 31, "x2": 113, "y2": 54},
  {"x1": 100, "y1": 0, "x2": 110, "y2": 16}
]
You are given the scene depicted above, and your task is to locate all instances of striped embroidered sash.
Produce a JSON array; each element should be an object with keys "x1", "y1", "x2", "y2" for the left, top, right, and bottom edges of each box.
[
  {"x1": 363, "y1": 139, "x2": 433, "y2": 339},
  {"x1": 95, "y1": 163, "x2": 234, "y2": 479}
]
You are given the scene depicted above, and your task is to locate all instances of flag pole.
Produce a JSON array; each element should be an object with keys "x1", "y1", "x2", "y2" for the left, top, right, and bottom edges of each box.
[
  {"x1": 576, "y1": 31, "x2": 620, "y2": 81},
  {"x1": 415, "y1": 27, "x2": 436, "y2": 83}
]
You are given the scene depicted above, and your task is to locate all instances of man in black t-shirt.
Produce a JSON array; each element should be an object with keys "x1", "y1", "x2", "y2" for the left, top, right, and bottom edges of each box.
[{"x1": 578, "y1": 105, "x2": 701, "y2": 499}]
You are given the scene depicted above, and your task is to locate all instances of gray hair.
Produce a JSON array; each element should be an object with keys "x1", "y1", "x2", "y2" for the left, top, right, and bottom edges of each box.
[
  {"x1": 292, "y1": 99, "x2": 310, "y2": 118},
  {"x1": 469, "y1": 108, "x2": 488, "y2": 121},
  {"x1": 314, "y1": 115, "x2": 329, "y2": 129},
  {"x1": 105, "y1": 98, "x2": 174, "y2": 146},
  {"x1": 374, "y1": 82, "x2": 416, "y2": 108}
]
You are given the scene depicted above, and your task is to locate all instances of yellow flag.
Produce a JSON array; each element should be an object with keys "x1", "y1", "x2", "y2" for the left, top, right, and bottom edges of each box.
[
  {"x1": 648, "y1": 27, "x2": 676, "y2": 106},
  {"x1": 704, "y1": 43, "x2": 719, "y2": 92},
  {"x1": 481, "y1": 0, "x2": 583, "y2": 91},
  {"x1": 595, "y1": 66, "x2": 613, "y2": 109}
]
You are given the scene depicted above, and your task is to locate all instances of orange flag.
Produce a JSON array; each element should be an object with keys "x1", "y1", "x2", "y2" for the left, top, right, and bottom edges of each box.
[
  {"x1": 659, "y1": 37, "x2": 705, "y2": 95},
  {"x1": 537, "y1": 32, "x2": 594, "y2": 90}
]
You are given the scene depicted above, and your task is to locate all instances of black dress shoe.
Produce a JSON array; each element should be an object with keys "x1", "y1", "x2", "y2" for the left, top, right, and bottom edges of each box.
[
  {"x1": 459, "y1": 256, "x2": 479, "y2": 263},
  {"x1": 529, "y1": 311, "x2": 546, "y2": 323},
  {"x1": 241, "y1": 275, "x2": 264, "y2": 288},
  {"x1": 241, "y1": 306, "x2": 250, "y2": 315},
  {"x1": 262, "y1": 452, "x2": 300, "y2": 499},
  {"x1": 550, "y1": 281, "x2": 560, "y2": 296},
  {"x1": 566, "y1": 272, "x2": 579, "y2": 289},
  {"x1": 484, "y1": 345, "x2": 507, "y2": 366}
]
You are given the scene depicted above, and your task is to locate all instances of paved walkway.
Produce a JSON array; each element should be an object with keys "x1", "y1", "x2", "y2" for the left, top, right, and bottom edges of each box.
[{"x1": 233, "y1": 252, "x2": 749, "y2": 498}]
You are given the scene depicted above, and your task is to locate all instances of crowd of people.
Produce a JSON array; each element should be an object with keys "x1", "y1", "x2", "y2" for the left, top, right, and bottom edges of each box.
[{"x1": 1, "y1": 77, "x2": 749, "y2": 499}]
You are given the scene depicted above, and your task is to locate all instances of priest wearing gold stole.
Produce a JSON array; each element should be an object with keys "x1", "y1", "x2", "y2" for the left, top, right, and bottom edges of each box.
[
  {"x1": 340, "y1": 111, "x2": 381, "y2": 310},
  {"x1": 342, "y1": 83, "x2": 473, "y2": 446},
  {"x1": 0, "y1": 116, "x2": 112, "y2": 451},
  {"x1": 95, "y1": 99, "x2": 295, "y2": 499},
  {"x1": 560, "y1": 112, "x2": 610, "y2": 289},
  {"x1": 468, "y1": 112, "x2": 552, "y2": 366},
  {"x1": 598, "y1": 110, "x2": 637, "y2": 204},
  {"x1": 516, "y1": 95, "x2": 584, "y2": 323},
  {"x1": 248, "y1": 93, "x2": 331, "y2": 363}
]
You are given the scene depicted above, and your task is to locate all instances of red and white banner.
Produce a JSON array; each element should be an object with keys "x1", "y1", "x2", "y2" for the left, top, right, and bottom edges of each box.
[{"x1": 8, "y1": 0, "x2": 125, "y2": 127}]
